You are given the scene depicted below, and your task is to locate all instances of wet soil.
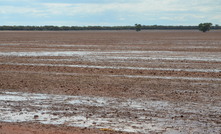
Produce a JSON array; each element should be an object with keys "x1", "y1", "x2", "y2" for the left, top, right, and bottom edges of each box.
[
  {"x1": 0, "y1": 122, "x2": 127, "y2": 134},
  {"x1": 0, "y1": 30, "x2": 221, "y2": 134},
  {"x1": 0, "y1": 91, "x2": 220, "y2": 133}
]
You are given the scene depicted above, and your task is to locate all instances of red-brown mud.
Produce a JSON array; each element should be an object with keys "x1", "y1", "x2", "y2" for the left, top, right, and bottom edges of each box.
[{"x1": 0, "y1": 30, "x2": 221, "y2": 134}]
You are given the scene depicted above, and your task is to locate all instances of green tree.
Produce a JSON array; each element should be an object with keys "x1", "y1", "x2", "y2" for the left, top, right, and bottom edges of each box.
[
  {"x1": 135, "y1": 24, "x2": 142, "y2": 32},
  {"x1": 198, "y1": 23, "x2": 212, "y2": 32}
]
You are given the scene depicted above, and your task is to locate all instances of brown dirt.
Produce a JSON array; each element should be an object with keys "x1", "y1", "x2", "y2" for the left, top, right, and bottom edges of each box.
[
  {"x1": 0, "y1": 30, "x2": 221, "y2": 133},
  {"x1": 0, "y1": 122, "x2": 130, "y2": 134}
]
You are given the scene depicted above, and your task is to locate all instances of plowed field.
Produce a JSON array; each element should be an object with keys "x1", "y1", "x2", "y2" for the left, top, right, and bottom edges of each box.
[{"x1": 0, "y1": 30, "x2": 220, "y2": 134}]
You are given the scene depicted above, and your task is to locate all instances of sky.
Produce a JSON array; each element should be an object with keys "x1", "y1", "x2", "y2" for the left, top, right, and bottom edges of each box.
[{"x1": 0, "y1": 0, "x2": 221, "y2": 26}]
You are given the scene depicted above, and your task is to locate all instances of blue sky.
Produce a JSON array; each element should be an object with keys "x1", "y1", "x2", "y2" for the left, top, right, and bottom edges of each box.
[{"x1": 0, "y1": 0, "x2": 220, "y2": 26}]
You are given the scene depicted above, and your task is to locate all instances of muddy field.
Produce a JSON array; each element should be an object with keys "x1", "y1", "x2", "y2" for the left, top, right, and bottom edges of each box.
[{"x1": 0, "y1": 30, "x2": 221, "y2": 134}]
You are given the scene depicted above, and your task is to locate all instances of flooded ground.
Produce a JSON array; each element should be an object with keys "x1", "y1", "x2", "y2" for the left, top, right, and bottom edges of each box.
[
  {"x1": 0, "y1": 30, "x2": 221, "y2": 134},
  {"x1": 0, "y1": 91, "x2": 220, "y2": 134}
]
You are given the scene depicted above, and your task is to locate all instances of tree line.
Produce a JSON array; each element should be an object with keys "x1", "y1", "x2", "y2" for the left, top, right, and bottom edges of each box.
[{"x1": 0, "y1": 25, "x2": 220, "y2": 31}]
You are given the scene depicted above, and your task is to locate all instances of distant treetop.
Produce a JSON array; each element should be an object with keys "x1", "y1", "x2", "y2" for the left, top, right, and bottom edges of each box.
[
  {"x1": 198, "y1": 23, "x2": 212, "y2": 32},
  {"x1": 135, "y1": 24, "x2": 142, "y2": 32}
]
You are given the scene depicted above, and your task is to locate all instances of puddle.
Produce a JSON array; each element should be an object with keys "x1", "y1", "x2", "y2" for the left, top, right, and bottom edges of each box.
[
  {"x1": 0, "y1": 91, "x2": 220, "y2": 133},
  {"x1": 108, "y1": 56, "x2": 221, "y2": 62},
  {"x1": 0, "y1": 95, "x2": 27, "y2": 101},
  {"x1": 1, "y1": 50, "x2": 220, "y2": 63},
  {"x1": 0, "y1": 51, "x2": 158, "y2": 57},
  {"x1": 0, "y1": 51, "x2": 95, "y2": 57},
  {"x1": 52, "y1": 45, "x2": 99, "y2": 47},
  {"x1": 114, "y1": 74, "x2": 221, "y2": 81},
  {"x1": 1, "y1": 50, "x2": 220, "y2": 57},
  {"x1": 0, "y1": 51, "x2": 136, "y2": 57}
]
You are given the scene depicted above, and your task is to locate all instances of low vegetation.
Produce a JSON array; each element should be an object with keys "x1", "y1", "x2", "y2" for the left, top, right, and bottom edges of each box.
[{"x1": 0, "y1": 24, "x2": 220, "y2": 31}]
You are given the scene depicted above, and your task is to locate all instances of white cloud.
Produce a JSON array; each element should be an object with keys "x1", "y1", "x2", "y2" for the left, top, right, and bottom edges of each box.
[
  {"x1": 0, "y1": 6, "x2": 37, "y2": 14},
  {"x1": 39, "y1": 0, "x2": 221, "y2": 16},
  {"x1": 0, "y1": 0, "x2": 221, "y2": 25},
  {"x1": 0, "y1": 6, "x2": 48, "y2": 17},
  {"x1": 41, "y1": 1, "x2": 188, "y2": 16}
]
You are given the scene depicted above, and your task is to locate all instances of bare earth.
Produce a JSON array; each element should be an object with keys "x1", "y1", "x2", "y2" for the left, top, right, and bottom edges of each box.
[{"x1": 0, "y1": 30, "x2": 220, "y2": 134}]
